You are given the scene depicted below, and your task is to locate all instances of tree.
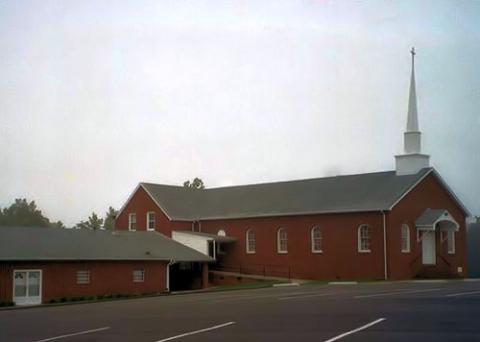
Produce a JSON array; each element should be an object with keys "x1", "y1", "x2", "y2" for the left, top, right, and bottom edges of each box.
[
  {"x1": 103, "y1": 206, "x2": 118, "y2": 230},
  {"x1": 75, "y1": 212, "x2": 103, "y2": 230},
  {"x1": 183, "y1": 177, "x2": 205, "y2": 189},
  {"x1": 0, "y1": 198, "x2": 51, "y2": 227},
  {"x1": 50, "y1": 220, "x2": 65, "y2": 229}
]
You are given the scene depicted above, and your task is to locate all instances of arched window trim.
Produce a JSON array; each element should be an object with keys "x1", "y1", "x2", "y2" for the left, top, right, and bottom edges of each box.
[
  {"x1": 246, "y1": 229, "x2": 256, "y2": 254},
  {"x1": 358, "y1": 224, "x2": 371, "y2": 253},
  {"x1": 401, "y1": 224, "x2": 411, "y2": 253},
  {"x1": 311, "y1": 226, "x2": 323, "y2": 253},
  {"x1": 277, "y1": 228, "x2": 288, "y2": 254}
]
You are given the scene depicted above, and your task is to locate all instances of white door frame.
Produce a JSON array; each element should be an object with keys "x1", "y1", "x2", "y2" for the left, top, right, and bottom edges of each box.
[
  {"x1": 421, "y1": 231, "x2": 436, "y2": 265},
  {"x1": 13, "y1": 269, "x2": 43, "y2": 306}
]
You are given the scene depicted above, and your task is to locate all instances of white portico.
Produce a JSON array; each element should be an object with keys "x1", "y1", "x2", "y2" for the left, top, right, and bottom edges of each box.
[{"x1": 416, "y1": 209, "x2": 459, "y2": 265}]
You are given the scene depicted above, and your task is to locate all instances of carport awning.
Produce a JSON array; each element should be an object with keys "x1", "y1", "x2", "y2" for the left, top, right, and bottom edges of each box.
[
  {"x1": 175, "y1": 231, "x2": 236, "y2": 243},
  {"x1": 415, "y1": 209, "x2": 459, "y2": 231}
]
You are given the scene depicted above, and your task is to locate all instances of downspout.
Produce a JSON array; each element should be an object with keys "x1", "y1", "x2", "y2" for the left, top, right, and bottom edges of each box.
[
  {"x1": 166, "y1": 260, "x2": 175, "y2": 292},
  {"x1": 382, "y1": 210, "x2": 388, "y2": 280}
]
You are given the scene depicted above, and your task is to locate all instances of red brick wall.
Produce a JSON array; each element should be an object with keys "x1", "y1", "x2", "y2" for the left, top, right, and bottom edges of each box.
[
  {"x1": 387, "y1": 173, "x2": 467, "y2": 280},
  {"x1": 0, "y1": 261, "x2": 167, "y2": 303},
  {"x1": 115, "y1": 186, "x2": 190, "y2": 236},
  {"x1": 199, "y1": 212, "x2": 385, "y2": 281}
]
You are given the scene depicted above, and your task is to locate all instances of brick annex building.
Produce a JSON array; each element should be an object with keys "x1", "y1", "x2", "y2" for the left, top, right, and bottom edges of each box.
[{"x1": 115, "y1": 50, "x2": 470, "y2": 282}]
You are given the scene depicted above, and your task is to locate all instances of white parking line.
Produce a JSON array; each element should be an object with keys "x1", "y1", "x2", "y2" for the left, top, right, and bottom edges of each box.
[
  {"x1": 210, "y1": 290, "x2": 324, "y2": 303},
  {"x1": 354, "y1": 288, "x2": 442, "y2": 299},
  {"x1": 278, "y1": 291, "x2": 343, "y2": 301},
  {"x1": 32, "y1": 327, "x2": 110, "y2": 342},
  {"x1": 154, "y1": 322, "x2": 235, "y2": 342},
  {"x1": 322, "y1": 318, "x2": 386, "y2": 342},
  {"x1": 445, "y1": 290, "x2": 480, "y2": 297}
]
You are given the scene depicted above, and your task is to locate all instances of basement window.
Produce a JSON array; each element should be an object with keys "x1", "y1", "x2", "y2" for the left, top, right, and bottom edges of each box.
[
  {"x1": 76, "y1": 270, "x2": 91, "y2": 284},
  {"x1": 133, "y1": 269, "x2": 145, "y2": 282}
]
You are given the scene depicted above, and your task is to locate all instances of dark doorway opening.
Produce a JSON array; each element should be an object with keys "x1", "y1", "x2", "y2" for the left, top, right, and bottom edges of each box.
[{"x1": 169, "y1": 262, "x2": 203, "y2": 291}]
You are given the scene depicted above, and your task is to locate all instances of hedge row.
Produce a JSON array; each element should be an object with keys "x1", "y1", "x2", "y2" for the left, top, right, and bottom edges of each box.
[
  {"x1": 0, "y1": 301, "x2": 14, "y2": 307},
  {"x1": 47, "y1": 292, "x2": 157, "y2": 304}
]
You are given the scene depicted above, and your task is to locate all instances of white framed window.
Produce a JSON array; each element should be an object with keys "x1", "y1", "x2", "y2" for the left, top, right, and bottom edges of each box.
[
  {"x1": 217, "y1": 229, "x2": 226, "y2": 236},
  {"x1": 447, "y1": 230, "x2": 455, "y2": 254},
  {"x1": 128, "y1": 213, "x2": 137, "y2": 231},
  {"x1": 76, "y1": 270, "x2": 91, "y2": 284},
  {"x1": 311, "y1": 226, "x2": 323, "y2": 253},
  {"x1": 146, "y1": 212, "x2": 155, "y2": 231},
  {"x1": 401, "y1": 224, "x2": 411, "y2": 253},
  {"x1": 246, "y1": 229, "x2": 256, "y2": 254},
  {"x1": 358, "y1": 224, "x2": 371, "y2": 253},
  {"x1": 133, "y1": 269, "x2": 145, "y2": 282},
  {"x1": 277, "y1": 228, "x2": 288, "y2": 254}
]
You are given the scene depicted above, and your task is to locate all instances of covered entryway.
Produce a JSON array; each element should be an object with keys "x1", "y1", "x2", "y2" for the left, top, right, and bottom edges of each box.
[
  {"x1": 171, "y1": 231, "x2": 236, "y2": 260},
  {"x1": 13, "y1": 270, "x2": 42, "y2": 305},
  {"x1": 416, "y1": 209, "x2": 459, "y2": 266}
]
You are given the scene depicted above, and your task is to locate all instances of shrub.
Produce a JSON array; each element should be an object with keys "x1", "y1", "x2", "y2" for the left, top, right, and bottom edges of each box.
[
  {"x1": 60, "y1": 297, "x2": 67, "y2": 303},
  {"x1": 97, "y1": 295, "x2": 104, "y2": 300},
  {"x1": 48, "y1": 299, "x2": 57, "y2": 304}
]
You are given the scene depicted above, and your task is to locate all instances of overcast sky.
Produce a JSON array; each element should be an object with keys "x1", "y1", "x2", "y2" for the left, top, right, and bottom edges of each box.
[{"x1": 0, "y1": 0, "x2": 479, "y2": 226}]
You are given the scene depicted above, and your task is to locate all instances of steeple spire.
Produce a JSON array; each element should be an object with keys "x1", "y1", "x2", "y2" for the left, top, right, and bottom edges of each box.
[
  {"x1": 395, "y1": 47, "x2": 430, "y2": 175},
  {"x1": 406, "y1": 47, "x2": 419, "y2": 132}
]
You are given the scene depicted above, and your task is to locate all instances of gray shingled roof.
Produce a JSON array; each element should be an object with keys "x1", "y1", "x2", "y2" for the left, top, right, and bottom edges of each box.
[
  {"x1": 141, "y1": 168, "x2": 433, "y2": 221},
  {"x1": 0, "y1": 226, "x2": 213, "y2": 262}
]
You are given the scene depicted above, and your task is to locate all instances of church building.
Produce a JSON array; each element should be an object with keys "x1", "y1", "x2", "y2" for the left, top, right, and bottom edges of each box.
[{"x1": 115, "y1": 49, "x2": 470, "y2": 283}]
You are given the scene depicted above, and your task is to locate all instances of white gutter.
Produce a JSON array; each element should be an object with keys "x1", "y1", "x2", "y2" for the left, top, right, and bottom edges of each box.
[{"x1": 382, "y1": 210, "x2": 388, "y2": 280}]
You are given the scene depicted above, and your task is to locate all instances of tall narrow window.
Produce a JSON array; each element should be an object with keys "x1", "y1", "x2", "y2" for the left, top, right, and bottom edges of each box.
[
  {"x1": 128, "y1": 213, "x2": 137, "y2": 231},
  {"x1": 246, "y1": 229, "x2": 256, "y2": 254},
  {"x1": 401, "y1": 224, "x2": 411, "y2": 253},
  {"x1": 311, "y1": 226, "x2": 323, "y2": 253},
  {"x1": 358, "y1": 225, "x2": 371, "y2": 253},
  {"x1": 277, "y1": 228, "x2": 288, "y2": 254},
  {"x1": 146, "y1": 212, "x2": 155, "y2": 231},
  {"x1": 447, "y1": 230, "x2": 455, "y2": 254}
]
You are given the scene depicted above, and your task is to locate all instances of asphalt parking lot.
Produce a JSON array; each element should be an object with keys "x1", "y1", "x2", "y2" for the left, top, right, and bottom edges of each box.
[{"x1": 1, "y1": 280, "x2": 480, "y2": 342}]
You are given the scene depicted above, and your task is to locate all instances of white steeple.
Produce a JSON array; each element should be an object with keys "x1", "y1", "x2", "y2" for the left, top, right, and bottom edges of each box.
[{"x1": 395, "y1": 47, "x2": 430, "y2": 176}]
